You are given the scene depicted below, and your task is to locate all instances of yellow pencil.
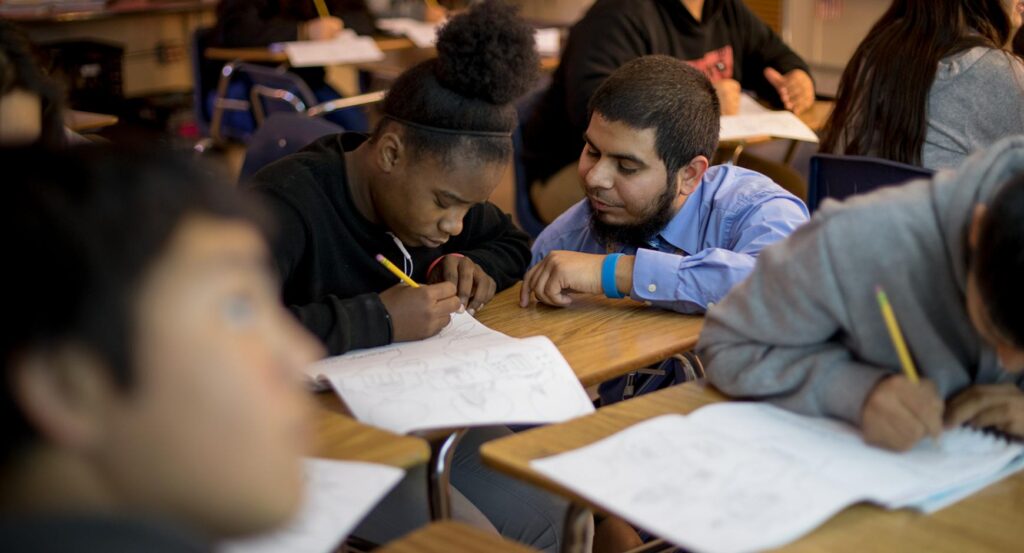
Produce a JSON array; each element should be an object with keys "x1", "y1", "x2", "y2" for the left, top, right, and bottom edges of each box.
[
  {"x1": 875, "y1": 286, "x2": 919, "y2": 383},
  {"x1": 376, "y1": 254, "x2": 420, "y2": 288},
  {"x1": 313, "y1": 0, "x2": 330, "y2": 19}
]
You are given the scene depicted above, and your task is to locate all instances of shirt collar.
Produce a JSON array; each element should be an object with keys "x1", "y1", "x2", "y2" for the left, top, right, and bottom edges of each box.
[{"x1": 652, "y1": 184, "x2": 704, "y2": 256}]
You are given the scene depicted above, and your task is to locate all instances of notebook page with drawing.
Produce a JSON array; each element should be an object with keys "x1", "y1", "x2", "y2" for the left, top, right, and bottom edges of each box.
[
  {"x1": 219, "y1": 458, "x2": 403, "y2": 553},
  {"x1": 531, "y1": 403, "x2": 1024, "y2": 553},
  {"x1": 305, "y1": 312, "x2": 595, "y2": 434}
]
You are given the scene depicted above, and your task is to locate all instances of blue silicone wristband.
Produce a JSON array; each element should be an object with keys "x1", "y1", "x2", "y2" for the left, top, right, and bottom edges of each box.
[{"x1": 602, "y1": 253, "x2": 625, "y2": 299}]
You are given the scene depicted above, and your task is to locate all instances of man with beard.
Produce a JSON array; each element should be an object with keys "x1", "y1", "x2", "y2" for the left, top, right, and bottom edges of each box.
[
  {"x1": 522, "y1": 56, "x2": 808, "y2": 549},
  {"x1": 521, "y1": 55, "x2": 808, "y2": 316}
]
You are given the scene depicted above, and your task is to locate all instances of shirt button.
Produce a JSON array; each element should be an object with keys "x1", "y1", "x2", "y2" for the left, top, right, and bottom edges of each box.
[
  {"x1": 647, "y1": 284, "x2": 657, "y2": 293},
  {"x1": 708, "y1": 302, "x2": 716, "y2": 309}
]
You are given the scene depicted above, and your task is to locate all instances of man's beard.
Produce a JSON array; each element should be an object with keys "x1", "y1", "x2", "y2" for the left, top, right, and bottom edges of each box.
[{"x1": 590, "y1": 182, "x2": 677, "y2": 249}]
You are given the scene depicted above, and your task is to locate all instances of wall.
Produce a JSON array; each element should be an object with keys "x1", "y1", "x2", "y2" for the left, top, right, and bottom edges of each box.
[
  {"x1": 783, "y1": 0, "x2": 889, "y2": 69},
  {"x1": 514, "y1": 0, "x2": 889, "y2": 71}
]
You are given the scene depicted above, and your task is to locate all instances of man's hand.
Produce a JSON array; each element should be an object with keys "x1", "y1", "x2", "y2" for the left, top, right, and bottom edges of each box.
[
  {"x1": 713, "y1": 78, "x2": 742, "y2": 115},
  {"x1": 302, "y1": 16, "x2": 344, "y2": 41},
  {"x1": 861, "y1": 375, "x2": 944, "y2": 451},
  {"x1": 379, "y1": 282, "x2": 460, "y2": 342},
  {"x1": 763, "y1": 68, "x2": 814, "y2": 114},
  {"x1": 946, "y1": 383, "x2": 1024, "y2": 439},
  {"x1": 426, "y1": 255, "x2": 496, "y2": 315},
  {"x1": 521, "y1": 252, "x2": 634, "y2": 307}
]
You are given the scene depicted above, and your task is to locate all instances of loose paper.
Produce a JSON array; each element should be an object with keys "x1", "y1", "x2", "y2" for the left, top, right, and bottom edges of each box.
[
  {"x1": 306, "y1": 313, "x2": 595, "y2": 434},
  {"x1": 720, "y1": 110, "x2": 820, "y2": 143},
  {"x1": 283, "y1": 33, "x2": 385, "y2": 68},
  {"x1": 220, "y1": 458, "x2": 404, "y2": 553}
]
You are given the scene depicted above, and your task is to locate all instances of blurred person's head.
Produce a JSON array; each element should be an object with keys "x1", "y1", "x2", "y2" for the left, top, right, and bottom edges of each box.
[
  {"x1": 0, "y1": 146, "x2": 323, "y2": 538},
  {"x1": 0, "y1": 21, "x2": 64, "y2": 147}
]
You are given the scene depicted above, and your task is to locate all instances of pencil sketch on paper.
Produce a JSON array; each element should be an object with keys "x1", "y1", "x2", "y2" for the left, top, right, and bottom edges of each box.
[{"x1": 308, "y1": 312, "x2": 595, "y2": 434}]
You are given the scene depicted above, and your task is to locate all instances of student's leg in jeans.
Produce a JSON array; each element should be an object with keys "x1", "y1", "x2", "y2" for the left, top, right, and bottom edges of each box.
[{"x1": 451, "y1": 426, "x2": 569, "y2": 553}]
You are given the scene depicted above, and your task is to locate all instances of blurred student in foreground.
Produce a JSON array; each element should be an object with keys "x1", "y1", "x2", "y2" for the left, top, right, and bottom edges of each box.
[{"x1": 0, "y1": 146, "x2": 322, "y2": 550}]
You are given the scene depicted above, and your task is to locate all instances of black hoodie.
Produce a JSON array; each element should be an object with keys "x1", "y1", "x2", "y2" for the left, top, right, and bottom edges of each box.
[
  {"x1": 523, "y1": 0, "x2": 810, "y2": 185},
  {"x1": 247, "y1": 133, "x2": 531, "y2": 356}
]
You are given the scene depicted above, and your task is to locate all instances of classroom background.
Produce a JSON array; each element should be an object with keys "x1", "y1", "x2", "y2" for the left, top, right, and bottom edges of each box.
[{"x1": 0, "y1": 0, "x2": 914, "y2": 221}]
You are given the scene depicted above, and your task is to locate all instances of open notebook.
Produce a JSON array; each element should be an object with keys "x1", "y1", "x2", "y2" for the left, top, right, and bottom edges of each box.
[
  {"x1": 219, "y1": 458, "x2": 403, "y2": 553},
  {"x1": 532, "y1": 402, "x2": 1024, "y2": 553},
  {"x1": 305, "y1": 312, "x2": 595, "y2": 434}
]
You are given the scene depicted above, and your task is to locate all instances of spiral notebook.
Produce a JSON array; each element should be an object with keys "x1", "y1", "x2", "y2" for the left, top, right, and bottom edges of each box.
[{"x1": 532, "y1": 402, "x2": 1024, "y2": 553}]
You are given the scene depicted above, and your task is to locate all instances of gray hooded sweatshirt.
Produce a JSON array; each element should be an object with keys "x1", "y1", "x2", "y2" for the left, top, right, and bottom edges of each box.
[
  {"x1": 697, "y1": 135, "x2": 1024, "y2": 426},
  {"x1": 923, "y1": 47, "x2": 1024, "y2": 170}
]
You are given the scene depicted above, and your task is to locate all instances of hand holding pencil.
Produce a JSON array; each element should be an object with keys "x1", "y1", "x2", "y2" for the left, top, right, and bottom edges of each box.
[
  {"x1": 302, "y1": 0, "x2": 344, "y2": 41},
  {"x1": 376, "y1": 253, "x2": 461, "y2": 342},
  {"x1": 860, "y1": 286, "x2": 944, "y2": 452}
]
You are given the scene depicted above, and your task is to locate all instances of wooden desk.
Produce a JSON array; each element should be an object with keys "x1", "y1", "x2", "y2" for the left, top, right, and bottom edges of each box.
[
  {"x1": 312, "y1": 392, "x2": 429, "y2": 468},
  {"x1": 481, "y1": 383, "x2": 1024, "y2": 553},
  {"x1": 204, "y1": 40, "x2": 559, "y2": 74},
  {"x1": 799, "y1": 99, "x2": 835, "y2": 134},
  {"x1": 477, "y1": 283, "x2": 704, "y2": 387},
  {"x1": 3, "y1": 0, "x2": 215, "y2": 24},
  {"x1": 64, "y1": 110, "x2": 119, "y2": 133},
  {"x1": 376, "y1": 521, "x2": 538, "y2": 553},
  {"x1": 203, "y1": 36, "x2": 417, "y2": 63}
]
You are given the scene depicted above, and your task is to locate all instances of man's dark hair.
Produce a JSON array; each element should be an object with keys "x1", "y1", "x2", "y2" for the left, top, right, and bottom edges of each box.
[
  {"x1": 373, "y1": 0, "x2": 539, "y2": 167},
  {"x1": 975, "y1": 172, "x2": 1024, "y2": 347},
  {"x1": 0, "y1": 145, "x2": 266, "y2": 462},
  {"x1": 588, "y1": 55, "x2": 721, "y2": 180}
]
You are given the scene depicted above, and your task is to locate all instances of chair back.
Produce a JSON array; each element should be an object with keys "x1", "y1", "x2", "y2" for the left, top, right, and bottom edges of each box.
[
  {"x1": 808, "y1": 153, "x2": 934, "y2": 212},
  {"x1": 238, "y1": 112, "x2": 344, "y2": 180}
]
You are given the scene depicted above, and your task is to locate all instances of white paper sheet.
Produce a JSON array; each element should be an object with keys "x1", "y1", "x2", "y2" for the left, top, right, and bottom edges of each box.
[
  {"x1": 307, "y1": 312, "x2": 595, "y2": 434},
  {"x1": 720, "y1": 110, "x2": 819, "y2": 143},
  {"x1": 219, "y1": 458, "x2": 404, "y2": 553},
  {"x1": 534, "y1": 28, "x2": 561, "y2": 57},
  {"x1": 531, "y1": 403, "x2": 1024, "y2": 553},
  {"x1": 376, "y1": 18, "x2": 442, "y2": 48},
  {"x1": 283, "y1": 34, "x2": 385, "y2": 68},
  {"x1": 737, "y1": 93, "x2": 770, "y2": 115}
]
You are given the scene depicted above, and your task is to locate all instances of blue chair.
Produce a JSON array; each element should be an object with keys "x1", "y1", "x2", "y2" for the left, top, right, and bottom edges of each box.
[
  {"x1": 189, "y1": 27, "x2": 254, "y2": 149},
  {"x1": 512, "y1": 77, "x2": 552, "y2": 238},
  {"x1": 807, "y1": 153, "x2": 934, "y2": 213},
  {"x1": 238, "y1": 112, "x2": 345, "y2": 181}
]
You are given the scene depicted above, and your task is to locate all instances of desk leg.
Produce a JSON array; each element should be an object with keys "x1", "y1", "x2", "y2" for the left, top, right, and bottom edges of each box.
[
  {"x1": 561, "y1": 503, "x2": 592, "y2": 553},
  {"x1": 782, "y1": 139, "x2": 801, "y2": 165},
  {"x1": 427, "y1": 429, "x2": 465, "y2": 520}
]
